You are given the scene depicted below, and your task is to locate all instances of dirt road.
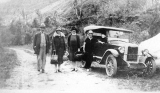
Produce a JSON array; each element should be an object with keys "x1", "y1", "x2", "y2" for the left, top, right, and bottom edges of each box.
[{"x1": 1, "y1": 48, "x2": 147, "y2": 93}]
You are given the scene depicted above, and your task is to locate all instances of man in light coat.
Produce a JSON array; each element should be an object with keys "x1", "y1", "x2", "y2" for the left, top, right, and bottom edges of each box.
[{"x1": 33, "y1": 24, "x2": 50, "y2": 73}]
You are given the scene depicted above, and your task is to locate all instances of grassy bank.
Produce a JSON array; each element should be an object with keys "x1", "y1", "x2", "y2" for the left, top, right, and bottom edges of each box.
[
  {"x1": 12, "y1": 44, "x2": 33, "y2": 51},
  {"x1": 0, "y1": 47, "x2": 18, "y2": 88},
  {"x1": 91, "y1": 64, "x2": 160, "y2": 91},
  {"x1": 114, "y1": 68, "x2": 160, "y2": 91}
]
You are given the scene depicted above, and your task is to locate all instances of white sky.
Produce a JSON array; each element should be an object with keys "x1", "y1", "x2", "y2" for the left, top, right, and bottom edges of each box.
[{"x1": 0, "y1": 0, "x2": 10, "y2": 3}]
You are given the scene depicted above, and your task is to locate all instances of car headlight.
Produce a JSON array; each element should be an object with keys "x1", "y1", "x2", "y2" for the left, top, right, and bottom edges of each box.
[
  {"x1": 118, "y1": 47, "x2": 125, "y2": 53},
  {"x1": 142, "y1": 49, "x2": 149, "y2": 56}
]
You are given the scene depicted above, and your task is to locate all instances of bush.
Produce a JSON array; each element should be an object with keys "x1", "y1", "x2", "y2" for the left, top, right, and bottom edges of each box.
[{"x1": 0, "y1": 20, "x2": 33, "y2": 46}]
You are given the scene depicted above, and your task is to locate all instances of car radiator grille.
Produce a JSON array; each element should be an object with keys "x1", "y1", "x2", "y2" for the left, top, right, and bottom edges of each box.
[{"x1": 127, "y1": 47, "x2": 138, "y2": 61}]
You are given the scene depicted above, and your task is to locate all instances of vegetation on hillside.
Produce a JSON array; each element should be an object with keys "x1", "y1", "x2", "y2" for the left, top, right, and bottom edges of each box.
[
  {"x1": 1, "y1": 0, "x2": 160, "y2": 45},
  {"x1": 0, "y1": 18, "x2": 18, "y2": 88},
  {"x1": 0, "y1": 0, "x2": 57, "y2": 16}
]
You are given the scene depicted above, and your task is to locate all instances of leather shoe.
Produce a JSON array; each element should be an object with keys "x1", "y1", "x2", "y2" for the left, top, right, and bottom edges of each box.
[
  {"x1": 42, "y1": 69, "x2": 45, "y2": 73},
  {"x1": 58, "y1": 69, "x2": 62, "y2": 73},
  {"x1": 71, "y1": 68, "x2": 75, "y2": 71},
  {"x1": 75, "y1": 69, "x2": 78, "y2": 72},
  {"x1": 55, "y1": 70, "x2": 58, "y2": 73}
]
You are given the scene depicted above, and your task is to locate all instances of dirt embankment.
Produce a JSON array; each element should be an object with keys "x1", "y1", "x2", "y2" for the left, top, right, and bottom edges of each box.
[{"x1": 0, "y1": 48, "x2": 18, "y2": 88}]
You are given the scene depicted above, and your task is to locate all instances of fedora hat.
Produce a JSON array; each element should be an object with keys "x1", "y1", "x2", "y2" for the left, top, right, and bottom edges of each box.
[
  {"x1": 56, "y1": 27, "x2": 62, "y2": 31},
  {"x1": 40, "y1": 23, "x2": 46, "y2": 28},
  {"x1": 88, "y1": 30, "x2": 93, "y2": 34}
]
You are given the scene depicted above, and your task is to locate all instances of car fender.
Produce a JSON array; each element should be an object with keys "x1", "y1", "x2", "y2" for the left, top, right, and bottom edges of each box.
[
  {"x1": 103, "y1": 49, "x2": 119, "y2": 57},
  {"x1": 146, "y1": 52, "x2": 154, "y2": 58},
  {"x1": 144, "y1": 52, "x2": 155, "y2": 61},
  {"x1": 139, "y1": 53, "x2": 154, "y2": 63},
  {"x1": 100, "y1": 49, "x2": 119, "y2": 64}
]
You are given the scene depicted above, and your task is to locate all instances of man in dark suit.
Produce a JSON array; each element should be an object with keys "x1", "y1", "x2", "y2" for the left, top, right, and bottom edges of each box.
[{"x1": 33, "y1": 24, "x2": 50, "y2": 73}]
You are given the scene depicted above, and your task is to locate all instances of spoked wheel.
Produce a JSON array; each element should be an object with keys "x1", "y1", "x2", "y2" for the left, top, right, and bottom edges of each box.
[
  {"x1": 105, "y1": 54, "x2": 117, "y2": 77},
  {"x1": 144, "y1": 58, "x2": 156, "y2": 77}
]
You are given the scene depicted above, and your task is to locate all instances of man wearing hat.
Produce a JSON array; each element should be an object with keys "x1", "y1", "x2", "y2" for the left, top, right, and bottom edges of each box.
[
  {"x1": 33, "y1": 24, "x2": 50, "y2": 73},
  {"x1": 83, "y1": 30, "x2": 98, "y2": 71}
]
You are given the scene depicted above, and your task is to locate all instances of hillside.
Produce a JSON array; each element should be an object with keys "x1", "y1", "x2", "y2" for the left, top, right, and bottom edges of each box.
[
  {"x1": 0, "y1": 0, "x2": 57, "y2": 14},
  {"x1": 0, "y1": 0, "x2": 154, "y2": 25},
  {"x1": 27, "y1": 0, "x2": 73, "y2": 24},
  {"x1": 1, "y1": 0, "x2": 160, "y2": 46},
  {"x1": 0, "y1": 0, "x2": 58, "y2": 24}
]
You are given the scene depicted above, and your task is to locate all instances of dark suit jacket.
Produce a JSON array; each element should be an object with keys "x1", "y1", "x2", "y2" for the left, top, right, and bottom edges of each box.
[{"x1": 33, "y1": 32, "x2": 50, "y2": 54}]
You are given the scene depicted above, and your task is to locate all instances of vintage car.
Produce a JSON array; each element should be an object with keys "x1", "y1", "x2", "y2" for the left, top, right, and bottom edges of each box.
[{"x1": 81, "y1": 25, "x2": 156, "y2": 77}]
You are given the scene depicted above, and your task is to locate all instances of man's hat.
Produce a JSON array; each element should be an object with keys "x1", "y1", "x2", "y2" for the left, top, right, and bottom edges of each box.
[
  {"x1": 71, "y1": 27, "x2": 78, "y2": 33},
  {"x1": 56, "y1": 27, "x2": 62, "y2": 31},
  {"x1": 40, "y1": 23, "x2": 46, "y2": 28},
  {"x1": 88, "y1": 30, "x2": 93, "y2": 34}
]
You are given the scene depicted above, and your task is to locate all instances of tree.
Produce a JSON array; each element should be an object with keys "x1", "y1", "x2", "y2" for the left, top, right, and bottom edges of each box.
[
  {"x1": 7, "y1": 20, "x2": 26, "y2": 45},
  {"x1": 73, "y1": 0, "x2": 83, "y2": 20},
  {"x1": 0, "y1": 17, "x2": 2, "y2": 26},
  {"x1": 36, "y1": 9, "x2": 43, "y2": 24},
  {"x1": 44, "y1": 16, "x2": 52, "y2": 28},
  {"x1": 0, "y1": 17, "x2": 3, "y2": 47},
  {"x1": 32, "y1": 18, "x2": 40, "y2": 28}
]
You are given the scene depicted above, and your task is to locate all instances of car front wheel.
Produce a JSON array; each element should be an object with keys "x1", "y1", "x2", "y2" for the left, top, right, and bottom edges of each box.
[
  {"x1": 105, "y1": 54, "x2": 117, "y2": 77},
  {"x1": 144, "y1": 58, "x2": 156, "y2": 77}
]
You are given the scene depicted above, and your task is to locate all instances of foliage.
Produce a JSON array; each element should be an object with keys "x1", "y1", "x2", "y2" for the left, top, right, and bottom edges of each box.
[
  {"x1": 64, "y1": 0, "x2": 159, "y2": 43},
  {"x1": 44, "y1": 16, "x2": 54, "y2": 28},
  {"x1": 0, "y1": 17, "x2": 5, "y2": 47},
  {"x1": 32, "y1": 18, "x2": 40, "y2": 28},
  {"x1": 2, "y1": 0, "x2": 160, "y2": 45},
  {"x1": 1, "y1": 20, "x2": 33, "y2": 46},
  {"x1": 129, "y1": 5, "x2": 160, "y2": 42},
  {"x1": 147, "y1": 7, "x2": 160, "y2": 37}
]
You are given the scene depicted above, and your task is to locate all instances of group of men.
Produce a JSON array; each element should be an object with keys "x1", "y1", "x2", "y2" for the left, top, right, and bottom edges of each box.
[{"x1": 33, "y1": 24, "x2": 101, "y2": 73}]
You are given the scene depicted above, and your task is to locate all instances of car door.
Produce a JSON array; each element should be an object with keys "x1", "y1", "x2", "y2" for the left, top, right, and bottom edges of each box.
[{"x1": 93, "y1": 36, "x2": 109, "y2": 57}]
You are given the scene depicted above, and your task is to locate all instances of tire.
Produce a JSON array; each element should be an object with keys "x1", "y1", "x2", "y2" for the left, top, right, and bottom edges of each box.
[
  {"x1": 105, "y1": 54, "x2": 117, "y2": 77},
  {"x1": 144, "y1": 58, "x2": 156, "y2": 77}
]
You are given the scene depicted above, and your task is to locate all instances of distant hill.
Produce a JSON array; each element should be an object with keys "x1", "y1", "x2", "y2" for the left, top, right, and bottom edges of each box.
[
  {"x1": 0, "y1": 0, "x2": 156, "y2": 25},
  {"x1": 0, "y1": 0, "x2": 57, "y2": 14},
  {"x1": 0, "y1": 0, "x2": 58, "y2": 24}
]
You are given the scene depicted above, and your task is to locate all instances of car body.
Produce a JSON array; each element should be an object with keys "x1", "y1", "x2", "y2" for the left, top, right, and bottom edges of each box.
[{"x1": 82, "y1": 25, "x2": 156, "y2": 77}]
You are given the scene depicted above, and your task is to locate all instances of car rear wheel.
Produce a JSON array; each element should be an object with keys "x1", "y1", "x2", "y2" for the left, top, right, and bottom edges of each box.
[
  {"x1": 105, "y1": 54, "x2": 117, "y2": 77},
  {"x1": 144, "y1": 58, "x2": 156, "y2": 77}
]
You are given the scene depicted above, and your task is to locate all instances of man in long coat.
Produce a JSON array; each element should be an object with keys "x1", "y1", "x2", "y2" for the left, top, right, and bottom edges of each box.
[{"x1": 33, "y1": 24, "x2": 50, "y2": 73}]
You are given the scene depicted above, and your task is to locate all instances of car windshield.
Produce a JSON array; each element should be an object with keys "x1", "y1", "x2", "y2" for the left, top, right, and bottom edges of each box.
[
  {"x1": 108, "y1": 30, "x2": 130, "y2": 43},
  {"x1": 108, "y1": 30, "x2": 129, "y2": 38},
  {"x1": 89, "y1": 28, "x2": 131, "y2": 43}
]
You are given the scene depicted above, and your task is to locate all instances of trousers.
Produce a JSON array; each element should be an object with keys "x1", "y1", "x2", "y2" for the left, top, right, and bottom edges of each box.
[
  {"x1": 84, "y1": 52, "x2": 93, "y2": 69},
  {"x1": 37, "y1": 45, "x2": 46, "y2": 70}
]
